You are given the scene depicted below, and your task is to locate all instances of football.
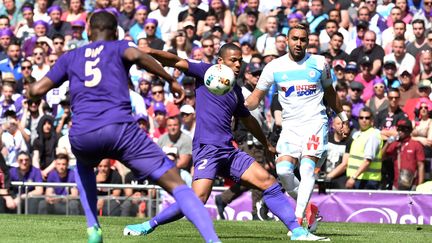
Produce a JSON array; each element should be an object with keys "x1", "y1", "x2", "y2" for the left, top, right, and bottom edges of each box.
[{"x1": 204, "y1": 64, "x2": 235, "y2": 95}]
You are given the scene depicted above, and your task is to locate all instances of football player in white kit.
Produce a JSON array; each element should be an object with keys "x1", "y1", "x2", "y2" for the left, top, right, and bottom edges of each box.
[{"x1": 246, "y1": 24, "x2": 348, "y2": 233}]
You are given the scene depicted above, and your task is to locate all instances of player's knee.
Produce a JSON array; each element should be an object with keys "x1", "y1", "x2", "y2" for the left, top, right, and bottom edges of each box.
[
  {"x1": 300, "y1": 158, "x2": 316, "y2": 178},
  {"x1": 276, "y1": 160, "x2": 295, "y2": 176}
]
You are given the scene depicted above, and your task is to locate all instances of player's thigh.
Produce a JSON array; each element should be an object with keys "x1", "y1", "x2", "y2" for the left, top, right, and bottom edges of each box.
[
  {"x1": 276, "y1": 126, "x2": 302, "y2": 159},
  {"x1": 191, "y1": 178, "x2": 214, "y2": 203},
  {"x1": 156, "y1": 167, "x2": 187, "y2": 194},
  {"x1": 240, "y1": 161, "x2": 277, "y2": 191},
  {"x1": 192, "y1": 145, "x2": 221, "y2": 182}
]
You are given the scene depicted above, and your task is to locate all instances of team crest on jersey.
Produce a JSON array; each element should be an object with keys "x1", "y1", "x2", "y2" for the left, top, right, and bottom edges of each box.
[
  {"x1": 281, "y1": 84, "x2": 317, "y2": 97},
  {"x1": 309, "y1": 70, "x2": 316, "y2": 78}
]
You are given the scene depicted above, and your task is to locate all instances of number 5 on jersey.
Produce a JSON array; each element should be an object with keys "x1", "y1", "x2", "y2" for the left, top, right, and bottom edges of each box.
[{"x1": 85, "y1": 58, "x2": 102, "y2": 87}]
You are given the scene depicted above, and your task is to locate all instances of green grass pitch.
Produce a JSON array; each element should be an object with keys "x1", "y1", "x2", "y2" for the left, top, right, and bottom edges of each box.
[{"x1": 0, "y1": 214, "x2": 431, "y2": 242}]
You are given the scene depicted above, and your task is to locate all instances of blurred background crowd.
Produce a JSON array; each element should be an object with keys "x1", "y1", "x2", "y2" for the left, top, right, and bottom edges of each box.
[{"x1": 0, "y1": 0, "x2": 431, "y2": 217}]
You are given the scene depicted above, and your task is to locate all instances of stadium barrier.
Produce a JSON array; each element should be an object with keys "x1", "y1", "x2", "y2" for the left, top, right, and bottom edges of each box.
[{"x1": 10, "y1": 182, "x2": 432, "y2": 225}]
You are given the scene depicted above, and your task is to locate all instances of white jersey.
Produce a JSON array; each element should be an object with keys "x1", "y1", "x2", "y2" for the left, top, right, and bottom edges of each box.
[{"x1": 257, "y1": 53, "x2": 333, "y2": 125}]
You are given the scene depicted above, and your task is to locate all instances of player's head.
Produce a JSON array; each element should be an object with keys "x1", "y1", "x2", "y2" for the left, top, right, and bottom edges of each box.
[
  {"x1": 287, "y1": 24, "x2": 309, "y2": 61},
  {"x1": 88, "y1": 11, "x2": 118, "y2": 41},
  {"x1": 217, "y1": 43, "x2": 242, "y2": 76}
]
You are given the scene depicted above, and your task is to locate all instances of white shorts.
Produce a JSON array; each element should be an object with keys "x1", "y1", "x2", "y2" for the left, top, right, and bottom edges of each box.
[{"x1": 276, "y1": 121, "x2": 328, "y2": 161}]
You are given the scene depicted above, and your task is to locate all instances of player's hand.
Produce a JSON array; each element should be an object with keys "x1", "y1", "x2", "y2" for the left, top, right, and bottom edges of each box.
[{"x1": 169, "y1": 80, "x2": 185, "y2": 105}]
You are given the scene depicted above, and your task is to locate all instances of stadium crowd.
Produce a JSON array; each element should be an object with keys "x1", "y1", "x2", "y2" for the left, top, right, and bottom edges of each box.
[{"x1": 0, "y1": 0, "x2": 431, "y2": 217}]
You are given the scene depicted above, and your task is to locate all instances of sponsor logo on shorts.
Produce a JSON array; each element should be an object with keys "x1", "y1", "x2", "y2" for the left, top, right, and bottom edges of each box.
[
  {"x1": 307, "y1": 135, "x2": 320, "y2": 150},
  {"x1": 281, "y1": 84, "x2": 317, "y2": 97}
]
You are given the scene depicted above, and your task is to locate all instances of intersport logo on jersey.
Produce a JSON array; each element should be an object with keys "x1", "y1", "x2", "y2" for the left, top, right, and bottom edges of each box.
[{"x1": 282, "y1": 84, "x2": 317, "y2": 97}]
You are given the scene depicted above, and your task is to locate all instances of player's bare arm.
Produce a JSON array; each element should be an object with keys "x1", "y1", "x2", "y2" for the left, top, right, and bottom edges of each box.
[
  {"x1": 124, "y1": 47, "x2": 185, "y2": 104},
  {"x1": 29, "y1": 77, "x2": 56, "y2": 99},
  {"x1": 244, "y1": 88, "x2": 266, "y2": 110},
  {"x1": 141, "y1": 46, "x2": 189, "y2": 72}
]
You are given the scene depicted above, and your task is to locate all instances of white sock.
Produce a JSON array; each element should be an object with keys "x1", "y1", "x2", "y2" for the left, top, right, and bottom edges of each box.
[
  {"x1": 295, "y1": 158, "x2": 316, "y2": 218},
  {"x1": 276, "y1": 161, "x2": 299, "y2": 200}
]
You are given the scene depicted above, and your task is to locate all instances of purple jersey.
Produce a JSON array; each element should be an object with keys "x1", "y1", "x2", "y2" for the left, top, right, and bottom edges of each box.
[
  {"x1": 9, "y1": 166, "x2": 43, "y2": 192},
  {"x1": 185, "y1": 61, "x2": 250, "y2": 148},
  {"x1": 47, "y1": 169, "x2": 75, "y2": 195},
  {"x1": 46, "y1": 40, "x2": 136, "y2": 136}
]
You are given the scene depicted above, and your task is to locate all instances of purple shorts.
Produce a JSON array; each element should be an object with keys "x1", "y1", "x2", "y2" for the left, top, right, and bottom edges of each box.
[
  {"x1": 192, "y1": 144, "x2": 255, "y2": 182},
  {"x1": 69, "y1": 122, "x2": 175, "y2": 181}
]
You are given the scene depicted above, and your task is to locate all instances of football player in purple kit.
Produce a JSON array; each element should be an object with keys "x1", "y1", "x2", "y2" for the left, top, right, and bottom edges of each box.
[
  {"x1": 125, "y1": 43, "x2": 330, "y2": 241},
  {"x1": 28, "y1": 11, "x2": 220, "y2": 243}
]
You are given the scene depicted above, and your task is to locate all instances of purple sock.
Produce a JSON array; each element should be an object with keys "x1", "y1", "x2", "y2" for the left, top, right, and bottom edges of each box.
[
  {"x1": 173, "y1": 185, "x2": 220, "y2": 242},
  {"x1": 150, "y1": 203, "x2": 183, "y2": 228},
  {"x1": 74, "y1": 163, "x2": 99, "y2": 228},
  {"x1": 263, "y1": 182, "x2": 301, "y2": 231}
]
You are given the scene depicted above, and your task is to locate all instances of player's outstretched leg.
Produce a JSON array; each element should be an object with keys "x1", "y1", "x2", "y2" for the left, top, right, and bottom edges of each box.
[
  {"x1": 124, "y1": 167, "x2": 220, "y2": 243},
  {"x1": 242, "y1": 162, "x2": 329, "y2": 241},
  {"x1": 74, "y1": 163, "x2": 102, "y2": 243}
]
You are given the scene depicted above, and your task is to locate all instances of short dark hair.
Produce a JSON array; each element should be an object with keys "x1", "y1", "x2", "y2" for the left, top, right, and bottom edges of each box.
[
  {"x1": 335, "y1": 81, "x2": 348, "y2": 91},
  {"x1": 288, "y1": 24, "x2": 309, "y2": 37},
  {"x1": 217, "y1": 43, "x2": 241, "y2": 58},
  {"x1": 56, "y1": 153, "x2": 70, "y2": 163},
  {"x1": 388, "y1": 88, "x2": 400, "y2": 95},
  {"x1": 341, "y1": 100, "x2": 352, "y2": 109},
  {"x1": 359, "y1": 106, "x2": 373, "y2": 117},
  {"x1": 331, "y1": 32, "x2": 344, "y2": 40},
  {"x1": 17, "y1": 151, "x2": 31, "y2": 159},
  {"x1": 412, "y1": 19, "x2": 425, "y2": 27},
  {"x1": 393, "y1": 19, "x2": 406, "y2": 27},
  {"x1": 52, "y1": 33, "x2": 65, "y2": 41},
  {"x1": 326, "y1": 19, "x2": 339, "y2": 28},
  {"x1": 89, "y1": 11, "x2": 118, "y2": 33}
]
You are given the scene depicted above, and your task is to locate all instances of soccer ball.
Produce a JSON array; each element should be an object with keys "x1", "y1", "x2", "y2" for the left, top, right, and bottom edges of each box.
[{"x1": 204, "y1": 64, "x2": 235, "y2": 95}]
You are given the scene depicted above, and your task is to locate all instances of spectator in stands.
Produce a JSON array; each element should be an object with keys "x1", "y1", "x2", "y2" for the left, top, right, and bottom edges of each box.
[
  {"x1": 198, "y1": 9, "x2": 218, "y2": 37},
  {"x1": 324, "y1": 117, "x2": 352, "y2": 189},
  {"x1": 95, "y1": 159, "x2": 122, "y2": 216},
  {"x1": 415, "y1": 50, "x2": 432, "y2": 82},
  {"x1": 22, "y1": 20, "x2": 49, "y2": 58},
  {"x1": 237, "y1": 0, "x2": 266, "y2": 32},
  {"x1": 382, "y1": 60, "x2": 401, "y2": 88},
  {"x1": 335, "y1": 81, "x2": 349, "y2": 101},
  {"x1": 0, "y1": 28, "x2": 13, "y2": 61},
  {"x1": 406, "y1": 19, "x2": 428, "y2": 58},
  {"x1": 308, "y1": 33, "x2": 320, "y2": 52},
  {"x1": 178, "y1": 0, "x2": 206, "y2": 27},
  {"x1": 31, "y1": 46, "x2": 50, "y2": 81},
  {"x1": 33, "y1": 0, "x2": 50, "y2": 23},
  {"x1": 157, "y1": 116, "x2": 192, "y2": 170},
  {"x1": 399, "y1": 69, "x2": 420, "y2": 108},
  {"x1": 169, "y1": 30, "x2": 192, "y2": 59},
  {"x1": 352, "y1": 6, "x2": 382, "y2": 44},
  {"x1": 129, "y1": 5, "x2": 149, "y2": 43},
  {"x1": 121, "y1": 171, "x2": 147, "y2": 217},
  {"x1": 0, "y1": 0, "x2": 23, "y2": 28},
  {"x1": 256, "y1": 16, "x2": 278, "y2": 54},
  {"x1": 349, "y1": 30, "x2": 385, "y2": 76},
  {"x1": 0, "y1": 155, "x2": 16, "y2": 213},
  {"x1": 148, "y1": 80, "x2": 179, "y2": 118},
  {"x1": 183, "y1": 89, "x2": 196, "y2": 107},
  {"x1": 383, "y1": 20, "x2": 414, "y2": 54},
  {"x1": 32, "y1": 114, "x2": 58, "y2": 179},
  {"x1": 404, "y1": 79, "x2": 432, "y2": 120},
  {"x1": 365, "y1": 0, "x2": 387, "y2": 32},
  {"x1": 348, "y1": 81, "x2": 365, "y2": 120},
  {"x1": 245, "y1": 9, "x2": 263, "y2": 40},
  {"x1": 61, "y1": 0, "x2": 87, "y2": 23},
  {"x1": 9, "y1": 151, "x2": 43, "y2": 214},
  {"x1": 0, "y1": 81, "x2": 17, "y2": 117},
  {"x1": 320, "y1": 32, "x2": 349, "y2": 63},
  {"x1": 412, "y1": 0, "x2": 432, "y2": 29},
  {"x1": 14, "y1": 4, "x2": 33, "y2": 41},
  {"x1": 180, "y1": 104, "x2": 196, "y2": 139},
  {"x1": 384, "y1": 37, "x2": 416, "y2": 75},
  {"x1": 275, "y1": 33, "x2": 287, "y2": 56},
  {"x1": 344, "y1": 62, "x2": 358, "y2": 84},
  {"x1": 208, "y1": 0, "x2": 233, "y2": 36},
  {"x1": 346, "y1": 107, "x2": 383, "y2": 189},
  {"x1": 332, "y1": 60, "x2": 346, "y2": 83},
  {"x1": 47, "y1": 6, "x2": 71, "y2": 39},
  {"x1": 375, "y1": 88, "x2": 407, "y2": 140},
  {"x1": 2, "y1": 110, "x2": 30, "y2": 168},
  {"x1": 354, "y1": 56, "x2": 384, "y2": 102},
  {"x1": 143, "y1": 18, "x2": 164, "y2": 50},
  {"x1": 366, "y1": 80, "x2": 389, "y2": 116},
  {"x1": 151, "y1": 101, "x2": 168, "y2": 141},
  {"x1": 52, "y1": 34, "x2": 65, "y2": 56},
  {"x1": 384, "y1": 118, "x2": 425, "y2": 190},
  {"x1": 201, "y1": 37, "x2": 216, "y2": 64},
  {"x1": 0, "y1": 42, "x2": 22, "y2": 81},
  {"x1": 345, "y1": 20, "x2": 368, "y2": 54},
  {"x1": 38, "y1": 153, "x2": 80, "y2": 215},
  {"x1": 66, "y1": 20, "x2": 88, "y2": 50},
  {"x1": 394, "y1": 0, "x2": 413, "y2": 25},
  {"x1": 319, "y1": 20, "x2": 342, "y2": 52},
  {"x1": 118, "y1": 0, "x2": 136, "y2": 31},
  {"x1": 306, "y1": 0, "x2": 327, "y2": 34},
  {"x1": 411, "y1": 97, "x2": 432, "y2": 154},
  {"x1": 21, "y1": 97, "x2": 44, "y2": 146},
  {"x1": 148, "y1": 0, "x2": 179, "y2": 44}
]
